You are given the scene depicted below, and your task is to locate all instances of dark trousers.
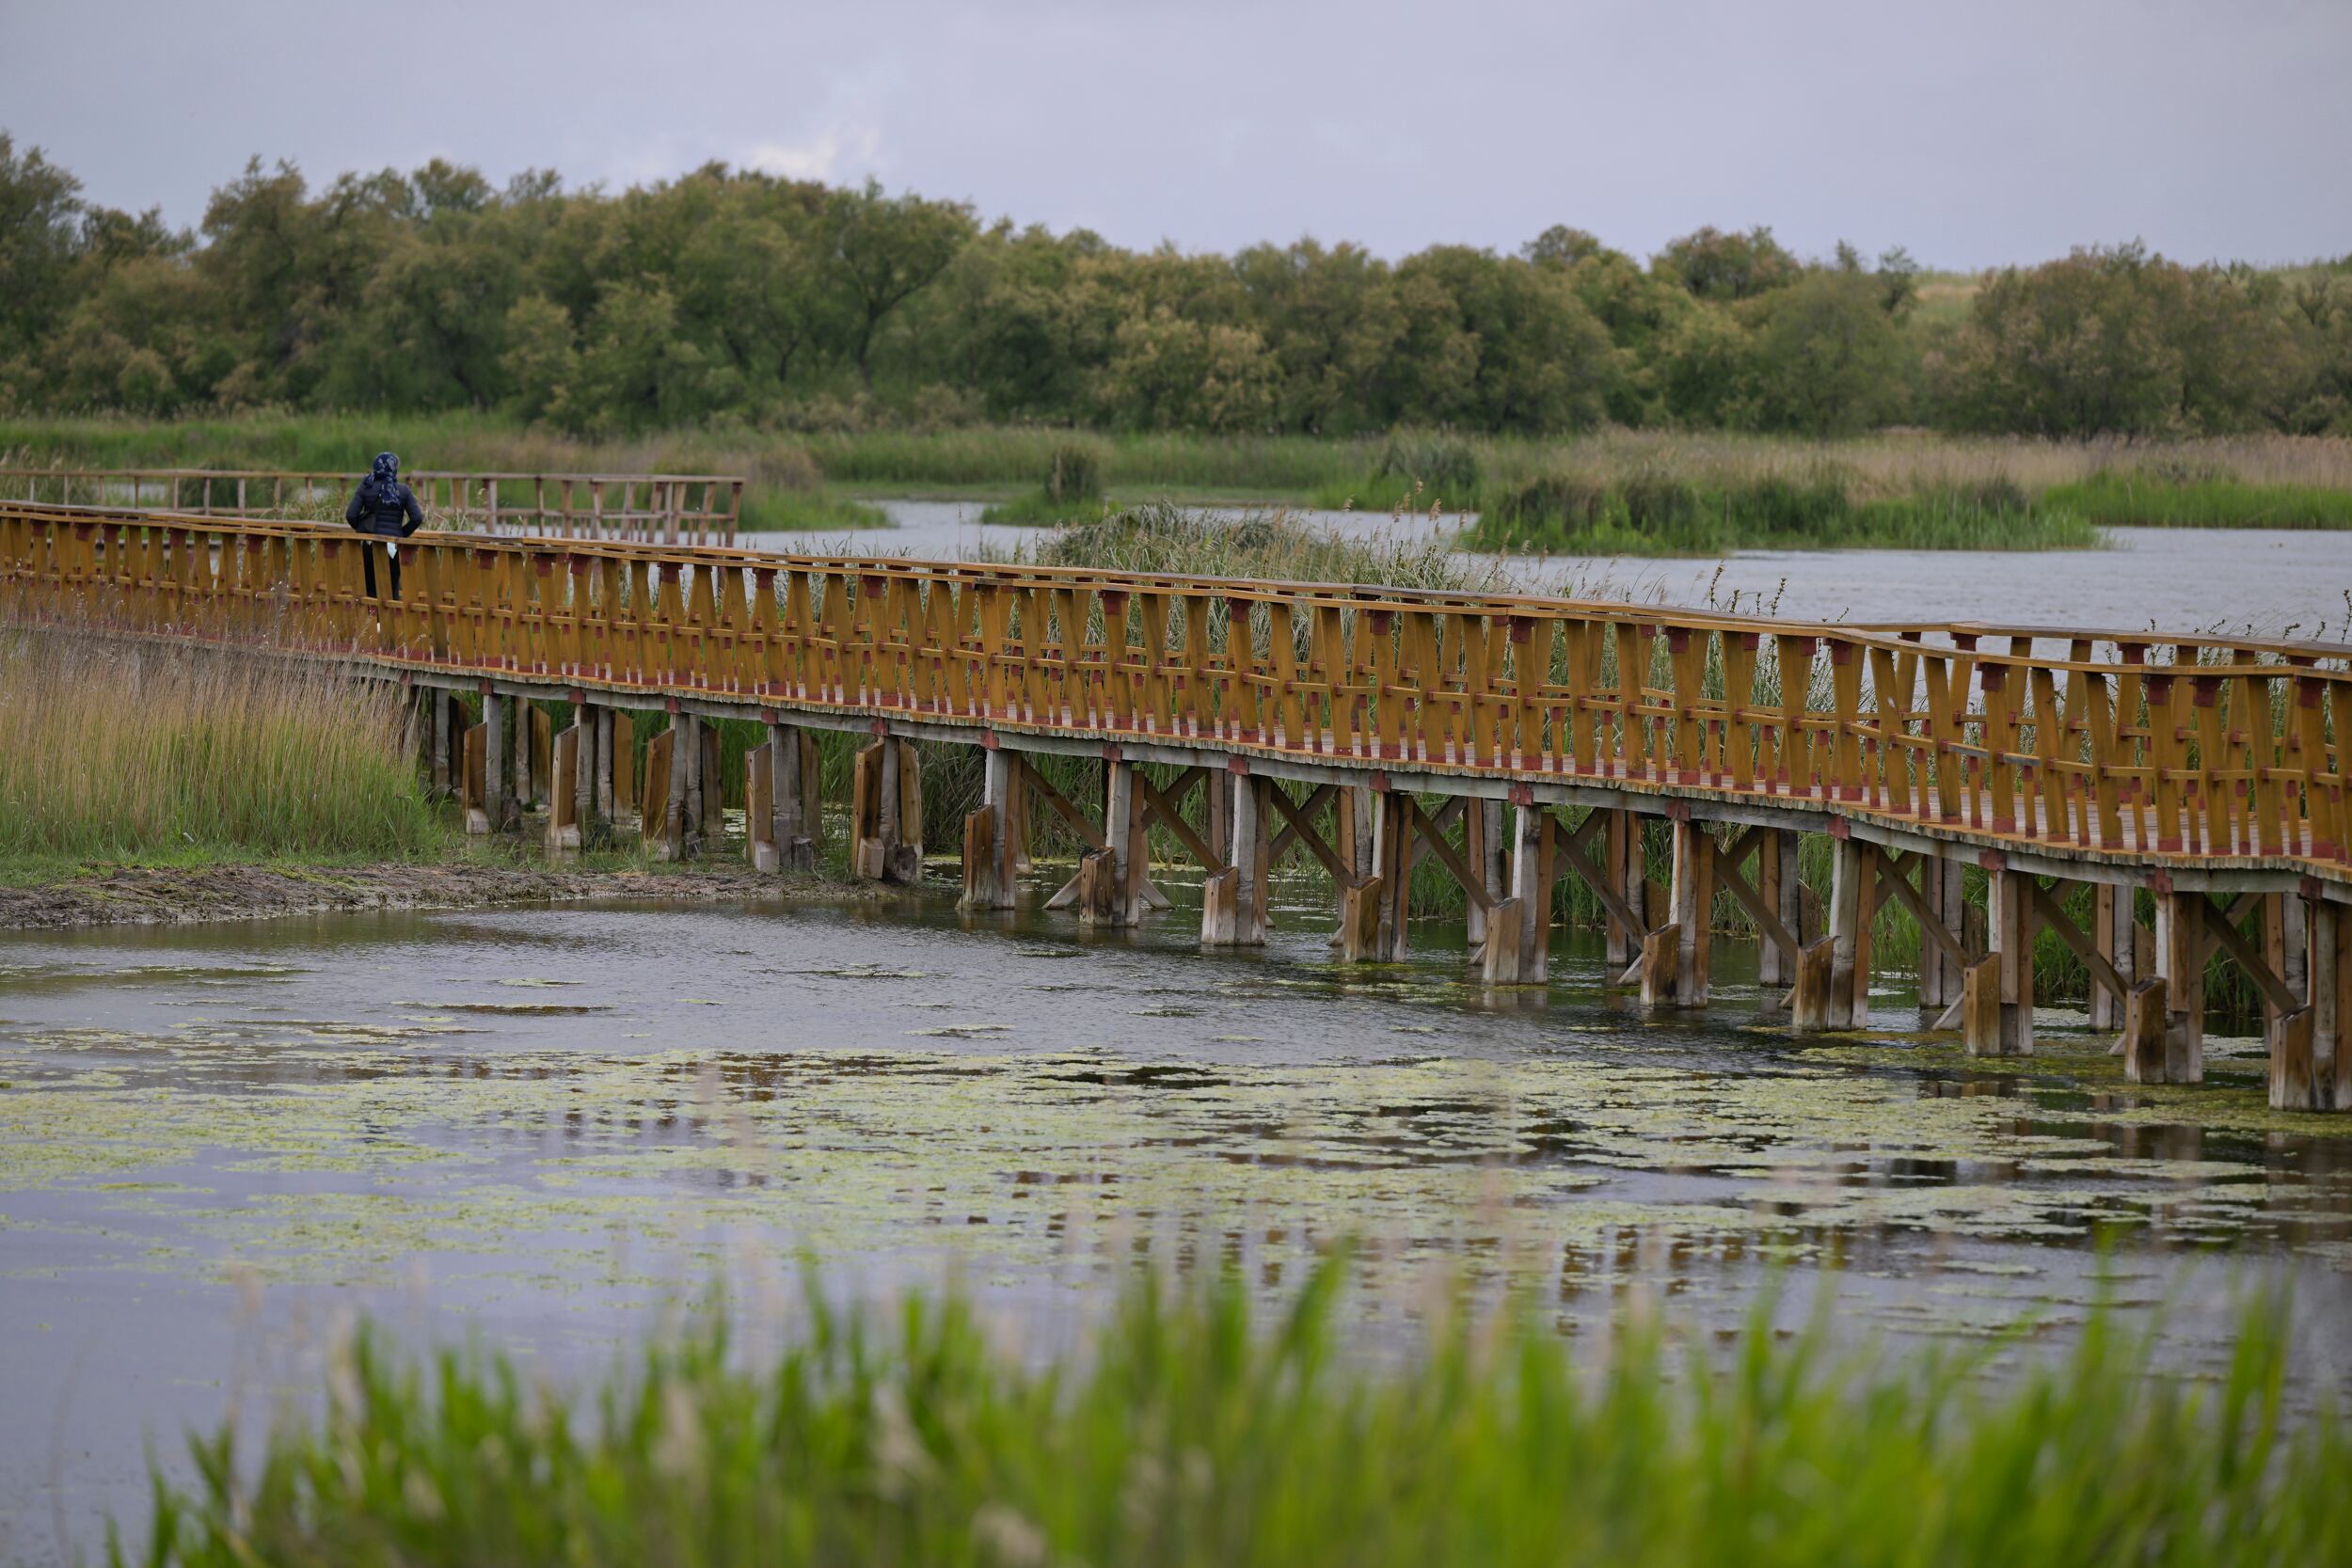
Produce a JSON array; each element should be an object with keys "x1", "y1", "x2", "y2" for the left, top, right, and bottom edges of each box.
[{"x1": 361, "y1": 540, "x2": 402, "y2": 599}]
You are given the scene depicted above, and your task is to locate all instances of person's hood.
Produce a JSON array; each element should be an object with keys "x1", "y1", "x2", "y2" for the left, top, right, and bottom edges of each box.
[{"x1": 371, "y1": 451, "x2": 400, "y2": 483}]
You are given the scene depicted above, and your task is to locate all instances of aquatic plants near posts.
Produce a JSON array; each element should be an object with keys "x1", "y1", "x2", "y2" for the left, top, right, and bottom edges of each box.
[
  {"x1": 125, "y1": 1264, "x2": 2349, "y2": 1567},
  {"x1": 980, "y1": 437, "x2": 1116, "y2": 525}
]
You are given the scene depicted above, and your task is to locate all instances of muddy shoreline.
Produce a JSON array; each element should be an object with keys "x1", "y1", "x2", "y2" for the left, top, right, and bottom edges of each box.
[{"x1": 0, "y1": 861, "x2": 858, "y2": 930}]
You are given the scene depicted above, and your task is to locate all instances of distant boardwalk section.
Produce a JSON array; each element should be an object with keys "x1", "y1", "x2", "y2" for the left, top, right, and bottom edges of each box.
[{"x1": 0, "y1": 467, "x2": 743, "y2": 544}]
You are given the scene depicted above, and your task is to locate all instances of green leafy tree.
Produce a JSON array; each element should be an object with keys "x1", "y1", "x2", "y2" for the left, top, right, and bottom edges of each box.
[
  {"x1": 1655, "y1": 225, "x2": 1801, "y2": 301},
  {"x1": 821, "y1": 182, "x2": 975, "y2": 389},
  {"x1": 1747, "y1": 269, "x2": 1911, "y2": 434},
  {"x1": 0, "y1": 134, "x2": 86, "y2": 390}
]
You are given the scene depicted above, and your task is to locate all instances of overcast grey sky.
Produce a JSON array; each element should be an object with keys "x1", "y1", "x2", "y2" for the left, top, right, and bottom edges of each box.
[{"x1": 3, "y1": 0, "x2": 2345, "y2": 268}]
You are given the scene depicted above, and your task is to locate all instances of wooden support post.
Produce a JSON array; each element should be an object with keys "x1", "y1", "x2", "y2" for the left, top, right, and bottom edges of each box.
[
  {"x1": 1971, "y1": 866, "x2": 2034, "y2": 1056},
  {"x1": 1234, "y1": 773, "x2": 1272, "y2": 944},
  {"x1": 1337, "y1": 876, "x2": 1382, "y2": 962},
  {"x1": 1204, "y1": 769, "x2": 1232, "y2": 864},
  {"x1": 1789, "y1": 937, "x2": 1835, "y2": 1032},
  {"x1": 1756, "y1": 830, "x2": 1788, "y2": 987},
  {"x1": 768, "y1": 723, "x2": 818, "y2": 872},
  {"x1": 2153, "y1": 887, "x2": 2205, "y2": 1084},
  {"x1": 573, "y1": 703, "x2": 602, "y2": 847},
  {"x1": 613, "y1": 712, "x2": 637, "y2": 817},
  {"x1": 2090, "y1": 884, "x2": 2137, "y2": 1031},
  {"x1": 878, "y1": 736, "x2": 904, "y2": 878},
  {"x1": 1603, "y1": 809, "x2": 1647, "y2": 968},
  {"x1": 1075, "y1": 848, "x2": 1119, "y2": 927},
  {"x1": 1100, "y1": 759, "x2": 1147, "y2": 927},
  {"x1": 1639, "y1": 924, "x2": 1680, "y2": 1007},
  {"x1": 1505, "y1": 804, "x2": 1552, "y2": 983},
  {"x1": 746, "y1": 743, "x2": 778, "y2": 871},
  {"x1": 1465, "y1": 800, "x2": 1504, "y2": 948},
  {"x1": 653, "y1": 717, "x2": 688, "y2": 861},
  {"x1": 2312, "y1": 900, "x2": 2349, "y2": 1112},
  {"x1": 1480, "y1": 898, "x2": 1526, "y2": 984},
  {"x1": 483, "y1": 692, "x2": 513, "y2": 833},
  {"x1": 850, "y1": 739, "x2": 883, "y2": 880},
  {"x1": 2271, "y1": 1007, "x2": 2316, "y2": 1112},
  {"x1": 530, "y1": 705, "x2": 552, "y2": 811},
  {"x1": 700, "y1": 723, "x2": 723, "y2": 848},
  {"x1": 1373, "y1": 791, "x2": 1415, "y2": 961},
  {"x1": 1664, "y1": 816, "x2": 1712, "y2": 1007},
  {"x1": 676, "y1": 712, "x2": 704, "y2": 850},
  {"x1": 461, "y1": 719, "x2": 489, "y2": 835},
  {"x1": 1200, "y1": 764, "x2": 1260, "y2": 948},
  {"x1": 1917, "y1": 854, "x2": 1958, "y2": 1012},
  {"x1": 594, "y1": 709, "x2": 616, "y2": 823},
  {"x1": 961, "y1": 748, "x2": 1019, "y2": 911},
  {"x1": 547, "y1": 723, "x2": 581, "y2": 857},
  {"x1": 890, "y1": 739, "x2": 922, "y2": 883},
  {"x1": 430, "y1": 690, "x2": 453, "y2": 798},
  {"x1": 510, "y1": 700, "x2": 532, "y2": 815},
  {"x1": 2123, "y1": 977, "x2": 2169, "y2": 1083},
  {"x1": 2264, "y1": 892, "x2": 2308, "y2": 1076},
  {"x1": 1825, "y1": 835, "x2": 1864, "y2": 1029}
]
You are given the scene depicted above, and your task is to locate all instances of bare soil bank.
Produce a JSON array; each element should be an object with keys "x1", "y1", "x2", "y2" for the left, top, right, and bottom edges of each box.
[{"x1": 0, "y1": 861, "x2": 858, "y2": 931}]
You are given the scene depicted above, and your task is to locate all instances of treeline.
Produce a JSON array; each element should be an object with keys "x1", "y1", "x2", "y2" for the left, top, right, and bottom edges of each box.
[{"x1": 4, "y1": 133, "x2": 2349, "y2": 439}]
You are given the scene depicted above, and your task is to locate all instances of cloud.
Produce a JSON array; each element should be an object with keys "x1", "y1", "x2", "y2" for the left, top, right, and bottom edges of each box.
[{"x1": 741, "y1": 123, "x2": 883, "y2": 184}]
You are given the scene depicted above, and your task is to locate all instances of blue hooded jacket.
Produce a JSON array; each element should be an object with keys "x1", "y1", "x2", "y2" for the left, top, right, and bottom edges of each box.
[{"x1": 345, "y1": 451, "x2": 425, "y2": 538}]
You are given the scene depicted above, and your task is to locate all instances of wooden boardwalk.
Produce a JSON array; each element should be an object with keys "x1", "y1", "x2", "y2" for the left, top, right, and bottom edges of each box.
[{"x1": 6, "y1": 500, "x2": 2348, "y2": 1109}]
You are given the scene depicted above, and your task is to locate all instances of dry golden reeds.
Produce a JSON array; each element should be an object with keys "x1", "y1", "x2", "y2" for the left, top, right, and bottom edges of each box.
[{"x1": 0, "y1": 628, "x2": 438, "y2": 860}]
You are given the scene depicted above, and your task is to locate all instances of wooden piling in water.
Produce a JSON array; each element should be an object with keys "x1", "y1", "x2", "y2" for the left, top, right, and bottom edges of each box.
[
  {"x1": 1661, "y1": 816, "x2": 1712, "y2": 1008},
  {"x1": 2123, "y1": 977, "x2": 2169, "y2": 1082},
  {"x1": 1825, "y1": 835, "x2": 1865, "y2": 1029},
  {"x1": 961, "y1": 747, "x2": 1019, "y2": 911},
  {"x1": 1371, "y1": 791, "x2": 1415, "y2": 961},
  {"x1": 852, "y1": 736, "x2": 923, "y2": 884},
  {"x1": 1970, "y1": 864, "x2": 2034, "y2": 1056},
  {"x1": 2153, "y1": 886, "x2": 2206, "y2": 1083}
]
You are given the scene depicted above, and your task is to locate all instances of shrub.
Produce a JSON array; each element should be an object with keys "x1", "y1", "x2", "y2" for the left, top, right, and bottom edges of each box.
[{"x1": 1373, "y1": 428, "x2": 1482, "y2": 502}]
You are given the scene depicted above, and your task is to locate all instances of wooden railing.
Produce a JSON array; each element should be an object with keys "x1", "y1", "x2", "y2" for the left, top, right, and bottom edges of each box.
[
  {"x1": 5, "y1": 501, "x2": 2347, "y2": 879},
  {"x1": 0, "y1": 468, "x2": 744, "y2": 544}
]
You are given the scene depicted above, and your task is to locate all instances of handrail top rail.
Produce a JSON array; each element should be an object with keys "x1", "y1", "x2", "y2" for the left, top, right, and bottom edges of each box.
[{"x1": 9, "y1": 499, "x2": 2347, "y2": 668}]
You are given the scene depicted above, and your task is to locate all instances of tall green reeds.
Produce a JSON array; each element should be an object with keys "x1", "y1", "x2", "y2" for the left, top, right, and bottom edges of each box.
[
  {"x1": 2044, "y1": 471, "x2": 2352, "y2": 530},
  {"x1": 0, "y1": 630, "x2": 438, "y2": 861},
  {"x1": 1469, "y1": 469, "x2": 2102, "y2": 555},
  {"x1": 124, "y1": 1265, "x2": 2348, "y2": 1568}
]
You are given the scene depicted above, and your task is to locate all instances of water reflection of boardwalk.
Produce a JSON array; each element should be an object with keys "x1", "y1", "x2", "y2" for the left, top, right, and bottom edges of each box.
[{"x1": 6, "y1": 499, "x2": 2347, "y2": 1109}]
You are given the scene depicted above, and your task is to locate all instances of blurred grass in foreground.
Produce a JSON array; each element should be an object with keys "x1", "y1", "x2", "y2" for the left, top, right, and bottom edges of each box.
[{"x1": 124, "y1": 1262, "x2": 2346, "y2": 1568}]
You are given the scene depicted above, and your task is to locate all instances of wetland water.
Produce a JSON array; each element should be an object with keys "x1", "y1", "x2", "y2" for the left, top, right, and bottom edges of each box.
[
  {"x1": 746, "y1": 504, "x2": 2352, "y2": 639},
  {"x1": 6, "y1": 878, "x2": 2352, "y2": 1560}
]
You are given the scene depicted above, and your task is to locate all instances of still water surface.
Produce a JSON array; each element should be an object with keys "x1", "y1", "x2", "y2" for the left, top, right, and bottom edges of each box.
[
  {"x1": 744, "y1": 502, "x2": 2352, "y2": 639},
  {"x1": 6, "y1": 879, "x2": 2352, "y2": 1560}
]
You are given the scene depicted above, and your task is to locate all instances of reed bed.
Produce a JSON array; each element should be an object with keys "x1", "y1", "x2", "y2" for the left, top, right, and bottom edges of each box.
[
  {"x1": 122, "y1": 1264, "x2": 2346, "y2": 1568},
  {"x1": 10, "y1": 418, "x2": 2352, "y2": 537},
  {"x1": 0, "y1": 629, "x2": 437, "y2": 860}
]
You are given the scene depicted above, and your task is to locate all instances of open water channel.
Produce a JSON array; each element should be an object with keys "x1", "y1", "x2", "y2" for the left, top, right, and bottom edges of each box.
[{"x1": 5, "y1": 518, "x2": 2351, "y2": 1561}]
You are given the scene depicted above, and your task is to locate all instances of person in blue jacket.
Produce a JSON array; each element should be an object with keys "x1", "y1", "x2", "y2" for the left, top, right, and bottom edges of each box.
[{"x1": 344, "y1": 451, "x2": 426, "y2": 599}]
